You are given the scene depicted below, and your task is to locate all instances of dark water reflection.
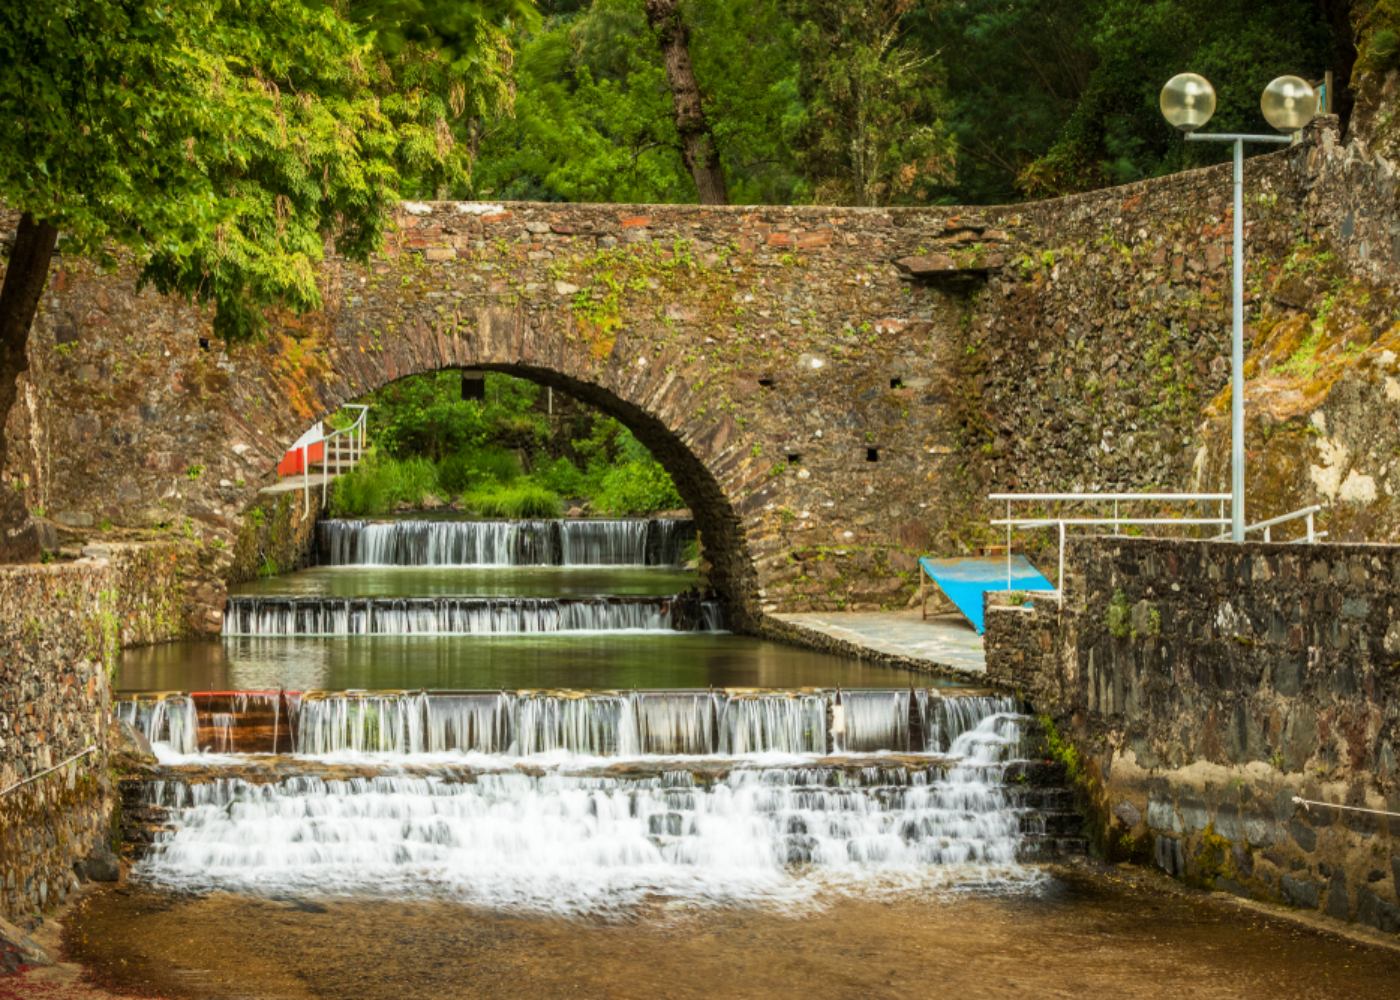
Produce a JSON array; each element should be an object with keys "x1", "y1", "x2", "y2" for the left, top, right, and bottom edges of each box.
[
  {"x1": 116, "y1": 634, "x2": 944, "y2": 693},
  {"x1": 230, "y1": 565, "x2": 700, "y2": 598}
]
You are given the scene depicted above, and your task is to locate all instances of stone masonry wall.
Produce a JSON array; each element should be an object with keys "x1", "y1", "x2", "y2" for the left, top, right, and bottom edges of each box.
[
  {"x1": 0, "y1": 544, "x2": 189, "y2": 922},
  {"x1": 3, "y1": 119, "x2": 1396, "y2": 623},
  {"x1": 991, "y1": 536, "x2": 1400, "y2": 933}
]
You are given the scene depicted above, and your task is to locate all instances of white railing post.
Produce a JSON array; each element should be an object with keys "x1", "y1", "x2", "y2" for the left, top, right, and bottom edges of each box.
[
  {"x1": 1057, "y1": 519, "x2": 1066, "y2": 605},
  {"x1": 1306, "y1": 510, "x2": 1315, "y2": 543},
  {"x1": 1112, "y1": 499, "x2": 1119, "y2": 535},
  {"x1": 1005, "y1": 499, "x2": 1012, "y2": 589},
  {"x1": 301, "y1": 445, "x2": 310, "y2": 517}
]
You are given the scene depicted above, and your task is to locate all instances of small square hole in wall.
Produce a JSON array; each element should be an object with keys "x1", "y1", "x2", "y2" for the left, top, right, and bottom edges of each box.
[
  {"x1": 198, "y1": 337, "x2": 210, "y2": 351},
  {"x1": 866, "y1": 447, "x2": 880, "y2": 462},
  {"x1": 786, "y1": 452, "x2": 802, "y2": 464},
  {"x1": 758, "y1": 377, "x2": 776, "y2": 389},
  {"x1": 889, "y1": 377, "x2": 904, "y2": 389}
]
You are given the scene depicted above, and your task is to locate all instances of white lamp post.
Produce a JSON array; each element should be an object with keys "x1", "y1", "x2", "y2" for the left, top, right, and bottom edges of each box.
[{"x1": 1160, "y1": 73, "x2": 1318, "y2": 541}]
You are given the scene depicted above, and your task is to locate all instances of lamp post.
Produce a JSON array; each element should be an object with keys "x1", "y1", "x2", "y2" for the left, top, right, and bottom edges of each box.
[{"x1": 1160, "y1": 73, "x2": 1318, "y2": 541}]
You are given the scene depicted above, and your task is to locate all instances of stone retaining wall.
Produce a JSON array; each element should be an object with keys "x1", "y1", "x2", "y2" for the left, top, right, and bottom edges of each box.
[
  {"x1": 0, "y1": 544, "x2": 189, "y2": 922},
  {"x1": 988, "y1": 536, "x2": 1400, "y2": 933}
]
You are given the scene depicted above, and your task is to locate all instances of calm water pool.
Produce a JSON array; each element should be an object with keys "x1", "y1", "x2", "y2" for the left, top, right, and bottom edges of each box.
[
  {"x1": 115, "y1": 634, "x2": 943, "y2": 692},
  {"x1": 230, "y1": 565, "x2": 699, "y2": 598}
]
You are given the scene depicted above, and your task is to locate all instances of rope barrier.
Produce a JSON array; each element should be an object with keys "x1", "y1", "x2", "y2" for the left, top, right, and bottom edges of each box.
[
  {"x1": 0, "y1": 746, "x2": 98, "y2": 799},
  {"x1": 1292, "y1": 795, "x2": 1400, "y2": 819}
]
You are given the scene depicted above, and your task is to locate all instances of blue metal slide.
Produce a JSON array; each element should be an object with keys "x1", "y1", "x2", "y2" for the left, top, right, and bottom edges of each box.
[{"x1": 918, "y1": 555, "x2": 1055, "y2": 635}]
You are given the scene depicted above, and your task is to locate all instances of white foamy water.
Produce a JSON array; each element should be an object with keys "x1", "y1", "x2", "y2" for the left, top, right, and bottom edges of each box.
[
  {"x1": 319, "y1": 518, "x2": 694, "y2": 568},
  {"x1": 134, "y1": 713, "x2": 1037, "y2": 914},
  {"x1": 118, "y1": 691, "x2": 1016, "y2": 759},
  {"x1": 222, "y1": 595, "x2": 724, "y2": 637}
]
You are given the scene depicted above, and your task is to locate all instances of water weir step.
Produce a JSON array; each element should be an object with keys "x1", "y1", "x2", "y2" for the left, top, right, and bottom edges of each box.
[
  {"x1": 118, "y1": 690, "x2": 1020, "y2": 757},
  {"x1": 319, "y1": 517, "x2": 696, "y2": 567},
  {"x1": 222, "y1": 594, "x2": 724, "y2": 636}
]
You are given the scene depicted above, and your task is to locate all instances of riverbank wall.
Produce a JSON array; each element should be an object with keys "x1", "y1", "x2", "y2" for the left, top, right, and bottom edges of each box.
[
  {"x1": 987, "y1": 536, "x2": 1400, "y2": 933},
  {"x1": 0, "y1": 544, "x2": 192, "y2": 923}
]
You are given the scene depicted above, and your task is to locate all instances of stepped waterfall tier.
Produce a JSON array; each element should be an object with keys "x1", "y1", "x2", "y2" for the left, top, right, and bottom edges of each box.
[
  {"x1": 222, "y1": 594, "x2": 724, "y2": 636},
  {"x1": 118, "y1": 690, "x2": 1015, "y2": 757},
  {"x1": 120, "y1": 697, "x2": 1061, "y2": 914},
  {"x1": 319, "y1": 518, "x2": 695, "y2": 567}
]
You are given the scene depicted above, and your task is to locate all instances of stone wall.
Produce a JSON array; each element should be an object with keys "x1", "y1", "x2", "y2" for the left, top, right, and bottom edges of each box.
[
  {"x1": 225, "y1": 490, "x2": 320, "y2": 588},
  {"x1": 991, "y1": 536, "x2": 1400, "y2": 933},
  {"x1": 3, "y1": 119, "x2": 1397, "y2": 622},
  {"x1": 0, "y1": 544, "x2": 189, "y2": 922}
]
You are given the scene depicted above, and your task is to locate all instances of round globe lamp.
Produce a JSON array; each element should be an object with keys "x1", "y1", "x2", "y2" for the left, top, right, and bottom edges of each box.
[
  {"x1": 1160, "y1": 73, "x2": 1216, "y2": 132},
  {"x1": 1261, "y1": 75, "x2": 1318, "y2": 133}
]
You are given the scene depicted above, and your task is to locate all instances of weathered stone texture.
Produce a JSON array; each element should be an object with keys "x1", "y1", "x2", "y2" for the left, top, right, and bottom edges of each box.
[
  {"x1": 0, "y1": 544, "x2": 188, "y2": 922},
  {"x1": 2, "y1": 119, "x2": 1396, "y2": 623},
  {"x1": 996, "y1": 536, "x2": 1400, "y2": 932}
]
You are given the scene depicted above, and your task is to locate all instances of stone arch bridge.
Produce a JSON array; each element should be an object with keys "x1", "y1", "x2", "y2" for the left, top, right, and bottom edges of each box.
[{"x1": 4, "y1": 122, "x2": 1396, "y2": 628}]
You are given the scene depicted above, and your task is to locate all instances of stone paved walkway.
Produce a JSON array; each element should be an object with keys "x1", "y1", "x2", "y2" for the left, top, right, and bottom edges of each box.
[{"x1": 772, "y1": 609, "x2": 985, "y2": 674}]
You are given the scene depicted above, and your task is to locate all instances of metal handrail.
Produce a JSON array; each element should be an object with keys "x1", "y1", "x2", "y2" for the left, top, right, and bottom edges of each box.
[
  {"x1": 989, "y1": 492, "x2": 1230, "y2": 502},
  {"x1": 0, "y1": 746, "x2": 98, "y2": 799},
  {"x1": 988, "y1": 491, "x2": 1325, "y2": 606},
  {"x1": 993, "y1": 517, "x2": 1230, "y2": 528},
  {"x1": 1212, "y1": 504, "x2": 1321, "y2": 543},
  {"x1": 989, "y1": 492, "x2": 1234, "y2": 600},
  {"x1": 298, "y1": 404, "x2": 370, "y2": 516}
]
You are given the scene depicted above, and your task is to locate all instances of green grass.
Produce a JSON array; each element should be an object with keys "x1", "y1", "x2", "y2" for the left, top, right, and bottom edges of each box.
[
  {"x1": 330, "y1": 453, "x2": 441, "y2": 516},
  {"x1": 462, "y1": 482, "x2": 563, "y2": 518},
  {"x1": 437, "y1": 446, "x2": 521, "y2": 494}
]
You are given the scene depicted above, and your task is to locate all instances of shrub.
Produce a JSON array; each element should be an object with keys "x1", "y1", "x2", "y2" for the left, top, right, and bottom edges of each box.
[
  {"x1": 437, "y1": 447, "x2": 521, "y2": 494},
  {"x1": 592, "y1": 459, "x2": 683, "y2": 515},
  {"x1": 462, "y1": 482, "x2": 562, "y2": 518},
  {"x1": 330, "y1": 454, "x2": 441, "y2": 516},
  {"x1": 535, "y1": 456, "x2": 587, "y2": 498}
]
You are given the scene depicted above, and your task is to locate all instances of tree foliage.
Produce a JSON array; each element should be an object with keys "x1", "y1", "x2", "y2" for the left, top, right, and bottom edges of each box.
[
  {"x1": 468, "y1": 0, "x2": 1348, "y2": 206},
  {"x1": 790, "y1": 0, "x2": 956, "y2": 206},
  {"x1": 471, "y1": 0, "x2": 803, "y2": 203},
  {"x1": 0, "y1": 0, "x2": 525, "y2": 340},
  {"x1": 1018, "y1": 0, "x2": 1335, "y2": 197}
]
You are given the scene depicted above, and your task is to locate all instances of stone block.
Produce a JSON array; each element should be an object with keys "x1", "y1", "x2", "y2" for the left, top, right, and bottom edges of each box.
[{"x1": 1280, "y1": 874, "x2": 1321, "y2": 909}]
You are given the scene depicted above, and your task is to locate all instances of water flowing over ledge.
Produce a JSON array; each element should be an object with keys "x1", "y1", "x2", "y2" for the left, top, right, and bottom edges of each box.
[
  {"x1": 128, "y1": 711, "x2": 1043, "y2": 914},
  {"x1": 319, "y1": 518, "x2": 695, "y2": 567},
  {"x1": 118, "y1": 689, "x2": 1016, "y2": 758},
  {"x1": 222, "y1": 594, "x2": 724, "y2": 637}
]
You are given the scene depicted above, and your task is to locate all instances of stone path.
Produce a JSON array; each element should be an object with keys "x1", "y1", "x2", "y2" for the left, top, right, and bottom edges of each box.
[
  {"x1": 772, "y1": 610, "x2": 985, "y2": 674},
  {"x1": 258, "y1": 473, "x2": 335, "y2": 496}
]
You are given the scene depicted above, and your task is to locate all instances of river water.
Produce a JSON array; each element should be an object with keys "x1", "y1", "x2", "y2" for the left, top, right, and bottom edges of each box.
[{"x1": 92, "y1": 516, "x2": 1397, "y2": 996}]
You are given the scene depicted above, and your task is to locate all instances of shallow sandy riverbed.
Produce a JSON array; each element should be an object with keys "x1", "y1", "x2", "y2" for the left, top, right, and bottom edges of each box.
[{"x1": 40, "y1": 864, "x2": 1400, "y2": 1000}]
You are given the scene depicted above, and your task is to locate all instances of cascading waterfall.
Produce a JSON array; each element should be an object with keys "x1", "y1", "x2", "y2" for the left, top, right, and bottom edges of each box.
[
  {"x1": 119, "y1": 690, "x2": 1018, "y2": 759},
  {"x1": 222, "y1": 595, "x2": 724, "y2": 637},
  {"x1": 318, "y1": 518, "x2": 695, "y2": 567},
  {"x1": 132, "y1": 706, "x2": 1036, "y2": 914},
  {"x1": 116, "y1": 695, "x2": 199, "y2": 756}
]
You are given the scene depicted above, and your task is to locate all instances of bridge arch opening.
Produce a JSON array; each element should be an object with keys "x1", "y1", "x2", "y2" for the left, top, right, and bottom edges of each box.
[{"x1": 254, "y1": 362, "x2": 760, "y2": 628}]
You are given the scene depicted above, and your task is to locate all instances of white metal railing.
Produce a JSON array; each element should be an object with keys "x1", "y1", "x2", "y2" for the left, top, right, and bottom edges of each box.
[
  {"x1": 990, "y1": 492, "x2": 1229, "y2": 602},
  {"x1": 1214, "y1": 504, "x2": 1324, "y2": 544},
  {"x1": 988, "y1": 492, "x2": 1324, "y2": 604},
  {"x1": 297, "y1": 404, "x2": 369, "y2": 516}
]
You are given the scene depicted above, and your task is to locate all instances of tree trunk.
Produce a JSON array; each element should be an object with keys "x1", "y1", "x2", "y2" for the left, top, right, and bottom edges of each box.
[
  {"x1": 644, "y1": 0, "x2": 729, "y2": 205},
  {"x1": 0, "y1": 213, "x2": 58, "y2": 562}
]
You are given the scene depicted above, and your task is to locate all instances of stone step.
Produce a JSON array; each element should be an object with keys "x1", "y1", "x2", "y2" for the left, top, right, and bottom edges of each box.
[{"x1": 1019, "y1": 835, "x2": 1090, "y2": 861}]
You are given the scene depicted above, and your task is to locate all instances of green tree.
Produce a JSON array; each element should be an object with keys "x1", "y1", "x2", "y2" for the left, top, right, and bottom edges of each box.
[
  {"x1": 789, "y1": 0, "x2": 956, "y2": 205},
  {"x1": 0, "y1": 0, "x2": 522, "y2": 557},
  {"x1": 471, "y1": 0, "x2": 804, "y2": 204},
  {"x1": 920, "y1": 0, "x2": 1094, "y2": 204},
  {"x1": 1019, "y1": 0, "x2": 1334, "y2": 196},
  {"x1": 472, "y1": 1, "x2": 693, "y2": 201}
]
